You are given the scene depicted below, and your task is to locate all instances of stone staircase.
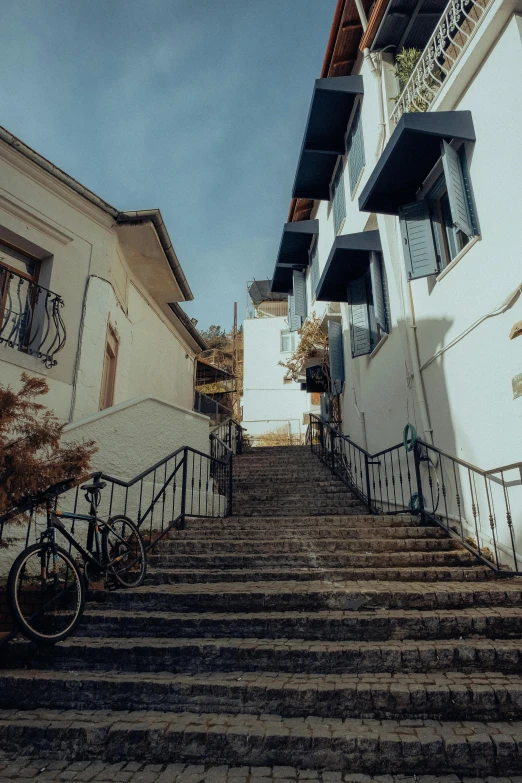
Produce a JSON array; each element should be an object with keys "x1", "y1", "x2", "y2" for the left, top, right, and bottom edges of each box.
[{"x1": 1, "y1": 444, "x2": 522, "y2": 780}]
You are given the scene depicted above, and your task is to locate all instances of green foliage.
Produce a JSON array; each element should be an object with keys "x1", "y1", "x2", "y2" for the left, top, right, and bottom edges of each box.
[{"x1": 394, "y1": 48, "x2": 422, "y2": 92}]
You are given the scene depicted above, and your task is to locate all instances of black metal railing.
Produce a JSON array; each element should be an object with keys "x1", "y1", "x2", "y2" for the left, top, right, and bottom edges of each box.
[
  {"x1": 309, "y1": 414, "x2": 521, "y2": 574},
  {"x1": 194, "y1": 390, "x2": 232, "y2": 425},
  {"x1": 0, "y1": 264, "x2": 66, "y2": 368},
  {"x1": 0, "y1": 417, "x2": 245, "y2": 564},
  {"x1": 210, "y1": 417, "x2": 244, "y2": 458}
]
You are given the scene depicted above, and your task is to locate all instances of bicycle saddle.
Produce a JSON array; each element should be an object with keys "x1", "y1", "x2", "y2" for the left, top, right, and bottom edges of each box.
[{"x1": 81, "y1": 480, "x2": 107, "y2": 492}]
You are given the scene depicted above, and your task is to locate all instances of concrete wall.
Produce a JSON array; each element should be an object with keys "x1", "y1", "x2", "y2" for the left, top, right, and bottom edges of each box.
[{"x1": 242, "y1": 315, "x2": 310, "y2": 439}]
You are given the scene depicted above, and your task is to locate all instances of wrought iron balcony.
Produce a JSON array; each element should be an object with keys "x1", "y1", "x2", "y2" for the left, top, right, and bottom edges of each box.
[
  {"x1": 391, "y1": 0, "x2": 494, "y2": 126},
  {"x1": 0, "y1": 263, "x2": 66, "y2": 368}
]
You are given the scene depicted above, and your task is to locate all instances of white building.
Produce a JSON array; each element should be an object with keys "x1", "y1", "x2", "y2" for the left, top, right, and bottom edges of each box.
[
  {"x1": 270, "y1": 0, "x2": 522, "y2": 562},
  {"x1": 242, "y1": 280, "x2": 312, "y2": 443},
  {"x1": 0, "y1": 125, "x2": 210, "y2": 474}
]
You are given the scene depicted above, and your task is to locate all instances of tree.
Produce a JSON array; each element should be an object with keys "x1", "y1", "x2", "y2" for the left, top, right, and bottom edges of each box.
[
  {"x1": 200, "y1": 325, "x2": 231, "y2": 351},
  {"x1": 0, "y1": 373, "x2": 96, "y2": 517}
]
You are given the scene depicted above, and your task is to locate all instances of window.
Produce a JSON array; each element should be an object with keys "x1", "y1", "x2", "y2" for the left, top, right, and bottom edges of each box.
[
  {"x1": 100, "y1": 324, "x2": 119, "y2": 410},
  {"x1": 331, "y1": 161, "x2": 346, "y2": 235},
  {"x1": 399, "y1": 143, "x2": 478, "y2": 280},
  {"x1": 280, "y1": 329, "x2": 297, "y2": 353},
  {"x1": 288, "y1": 269, "x2": 307, "y2": 332},
  {"x1": 0, "y1": 242, "x2": 40, "y2": 354},
  {"x1": 328, "y1": 320, "x2": 345, "y2": 395},
  {"x1": 347, "y1": 253, "x2": 389, "y2": 358},
  {"x1": 347, "y1": 104, "x2": 365, "y2": 196},
  {"x1": 309, "y1": 240, "x2": 320, "y2": 303}
]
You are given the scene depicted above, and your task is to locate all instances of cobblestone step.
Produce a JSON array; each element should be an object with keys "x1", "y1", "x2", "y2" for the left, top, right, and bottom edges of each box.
[
  {"x1": 148, "y1": 551, "x2": 477, "y2": 570},
  {"x1": 153, "y1": 538, "x2": 461, "y2": 555},
  {"x1": 145, "y1": 565, "x2": 493, "y2": 585},
  {"x1": 3, "y1": 670, "x2": 522, "y2": 721},
  {"x1": 1, "y1": 760, "x2": 520, "y2": 783},
  {"x1": 0, "y1": 709, "x2": 521, "y2": 774},
  {"x1": 6, "y1": 636, "x2": 522, "y2": 675},
  {"x1": 185, "y1": 515, "x2": 417, "y2": 528},
  {"x1": 79, "y1": 606, "x2": 522, "y2": 641},
  {"x1": 170, "y1": 526, "x2": 448, "y2": 541},
  {"x1": 88, "y1": 579, "x2": 522, "y2": 615}
]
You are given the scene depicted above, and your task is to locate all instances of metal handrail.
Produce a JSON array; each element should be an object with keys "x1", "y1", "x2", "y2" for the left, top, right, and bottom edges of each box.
[
  {"x1": 0, "y1": 262, "x2": 66, "y2": 368},
  {"x1": 391, "y1": 0, "x2": 494, "y2": 125},
  {"x1": 309, "y1": 414, "x2": 521, "y2": 574}
]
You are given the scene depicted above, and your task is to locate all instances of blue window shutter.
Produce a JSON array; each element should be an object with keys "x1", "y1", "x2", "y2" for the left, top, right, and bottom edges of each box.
[
  {"x1": 288, "y1": 293, "x2": 301, "y2": 332},
  {"x1": 399, "y1": 200, "x2": 438, "y2": 280},
  {"x1": 332, "y1": 163, "x2": 346, "y2": 235},
  {"x1": 370, "y1": 252, "x2": 388, "y2": 334},
  {"x1": 309, "y1": 241, "x2": 320, "y2": 301},
  {"x1": 292, "y1": 269, "x2": 307, "y2": 317},
  {"x1": 441, "y1": 140, "x2": 474, "y2": 237},
  {"x1": 347, "y1": 275, "x2": 372, "y2": 357},
  {"x1": 348, "y1": 106, "x2": 365, "y2": 195},
  {"x1": 328, "y1": 319, "x2": 345, "y2": 395}
]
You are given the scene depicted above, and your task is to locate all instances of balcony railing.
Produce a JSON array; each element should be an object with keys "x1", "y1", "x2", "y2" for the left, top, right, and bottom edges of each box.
[
  {"x1": 0, "y1": 264, "x2": 66, "y2": 368},
  {"x1": 391, "y1": 0, "x2": 494, "y2": 126}
]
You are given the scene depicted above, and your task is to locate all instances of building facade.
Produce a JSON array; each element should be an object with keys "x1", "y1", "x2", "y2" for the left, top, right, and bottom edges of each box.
[
  {"x1": 271, "y1": 0, "x2": 522, "y2": 560},
  {"x1": 242, "y1": 280, "x2": 313, "y2": 443},
  {"x1": 0, "y1": 126, "x2": 209, "y2": 470}
]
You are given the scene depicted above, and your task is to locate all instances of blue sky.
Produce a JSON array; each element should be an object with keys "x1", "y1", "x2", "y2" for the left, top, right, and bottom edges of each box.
[{"x1": 0, "y1": 0, "x2": 336, "y2": 331}]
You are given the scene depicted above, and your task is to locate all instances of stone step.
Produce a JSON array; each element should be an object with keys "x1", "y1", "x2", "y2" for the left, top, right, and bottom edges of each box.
[
  {"x1": 153, "y1": 538, "x2": 461, "y2": 555},
  {"x1": 168, "y1": 526, "x2": 448, "y2": 541},
  {"x1": 3, "y1": 670, "x2": 522, "y2": 721},
  {"x1": 1, "y1": 764, "x2": 518, "y2": 783},
  {"x1": 145, "y1": 565, "x2": 493, "y2": 585},
  {"x1": 233, "y1": 500, "x2": 363, "y2": 512},
  {"x1": 7, "y1": 636, "x2": 522, "y2": 674},
  {"x1": 0, "y1": 709, "x2": 520, "y2": 773},
  {"x1": 148, "y1": 551, "x2": 477, "y2": 569},
  {"x1": 233, "y1": 489, "x2": 356, "y2": 501},
  {"x1": 233, "y1": 478, "x2": 345, "y2": 487},
  {"x1": 79, "y1": 605, "x2": 522, "y2": 641},
  {"x1": 235, "y1": 506, "x2": 370, "y2": 517},
  {"x1": 184, "y1": 514, "x2": 418, "y2": 528},
  {"x1": 87, "y1": 578, "x2": 522, "y2": 615}
]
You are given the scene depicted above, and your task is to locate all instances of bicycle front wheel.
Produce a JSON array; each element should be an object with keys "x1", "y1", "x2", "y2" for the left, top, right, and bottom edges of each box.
[
  {"x1": 103, "y1": 515, "x2": 146, "y2": 588},
  {"x1": 7, "y1": 543, "x2": 86, "y2": 645}
]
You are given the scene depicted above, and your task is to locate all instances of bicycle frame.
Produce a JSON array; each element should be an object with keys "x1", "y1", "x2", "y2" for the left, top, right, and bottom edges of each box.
[{"x1": 45, "y1": 497, "x2": 132, "y2": 572}]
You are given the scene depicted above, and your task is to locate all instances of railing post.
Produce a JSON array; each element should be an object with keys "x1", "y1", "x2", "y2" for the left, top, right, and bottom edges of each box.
[
  {"x1": 330, "y1": 430, "x2": 336, "y2": 472},
  {"x1": 179, "y1": 447, "x2": 188, "y2": 530},
  {"x1": 413, "y1": 441, "x2": 426, "y2": 524},
  {"x1": 228, "y1": 453, "x2": 233, "y2": 517},
  {"x1": 364, "y1": 454, "x2": 372, "y2": 511}
]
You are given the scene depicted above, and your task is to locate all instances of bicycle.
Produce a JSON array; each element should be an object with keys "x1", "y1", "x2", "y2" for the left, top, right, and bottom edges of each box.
[{"x1": 6, "y1": 473, "x2": 147, "y2": 645}]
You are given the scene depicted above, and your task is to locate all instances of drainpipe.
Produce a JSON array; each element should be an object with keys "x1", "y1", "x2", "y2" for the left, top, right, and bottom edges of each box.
[
  {"x1": 354, "y1": 0, "x2": 368, "y2": 30},
  {"x1": 364, "y1": 49, "x2": 386, "y2": 160},
  {"x1": 406, "y1": 281, "x2": 434, "y2": 445}
]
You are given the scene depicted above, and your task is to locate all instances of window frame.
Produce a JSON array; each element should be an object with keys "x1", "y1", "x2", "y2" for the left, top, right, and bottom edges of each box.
[
  {"x1": 308, "y1": 238, "x2": 320, "y2": 304},
  {"x1": 0, "y1": 241, "x2": 42, "y2": 354},
  {"x1": 99, "y1": 324, "x2": 119, "y2": 410},
  {"x1": 280, "y1": 329, "x2": 296, "y2": 354}
]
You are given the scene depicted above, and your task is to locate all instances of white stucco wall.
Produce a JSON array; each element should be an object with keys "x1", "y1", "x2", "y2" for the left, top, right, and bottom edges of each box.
[
  {"x1": 0, "y1": 135, "x2": 198, "y2": 427},
  {"x1": 282, "y1": 8, "x2": 522, "y2": 562},
  {"x1": 242, "y1": 315, "x2": 310, "y2": 439}
]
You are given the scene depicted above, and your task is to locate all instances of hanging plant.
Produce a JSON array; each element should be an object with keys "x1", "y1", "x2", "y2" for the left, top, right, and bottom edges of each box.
[{"x1": 279, "y1": 312, "x2": 330, "y2": 386}]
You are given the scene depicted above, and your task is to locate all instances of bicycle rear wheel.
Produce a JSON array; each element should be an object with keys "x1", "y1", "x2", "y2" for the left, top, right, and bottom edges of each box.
[
  {"x1": 103, "y1": 515, "x2": 146, "y2": 588},
  {"x1": 7, "y1": 543, "x2": 86, "y2": 645}
]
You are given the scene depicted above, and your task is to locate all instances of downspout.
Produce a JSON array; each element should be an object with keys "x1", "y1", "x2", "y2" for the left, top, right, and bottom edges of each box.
[
  {"x1": 363, "y1": 48, "x2": 386, "y2": 160},
  {"x1": 406, "y1": 281, "x2": 434, "y2": 444},
  {"x1": 354, "y1": 0, "x2": 368, "y2": 31}
]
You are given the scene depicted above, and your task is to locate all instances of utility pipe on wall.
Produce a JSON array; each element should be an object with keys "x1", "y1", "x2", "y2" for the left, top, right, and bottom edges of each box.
[
  {"x1": 354, "y1": 0, "x2": 368, "y2": 30},
  {"x1": 364, "y1": 48, "x2": 386, "y2": 160}
]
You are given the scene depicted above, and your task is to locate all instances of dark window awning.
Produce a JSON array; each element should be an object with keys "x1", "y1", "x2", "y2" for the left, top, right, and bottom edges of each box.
[
  {"x1": 292, "y1": 76, "x2": 364, "y2": 201},
  {"x1": 371, "y1": 0, "x2": 449, "y2": 52},
  {"x1": 271, "y1": 220, "x2": 318, "y2": 294},
  {"x1": 359, "y1": 111, "x2": 475, "y2": 215},
  {"x1": 316, "y1": 231, "x2": 382, "y2": 302}
]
